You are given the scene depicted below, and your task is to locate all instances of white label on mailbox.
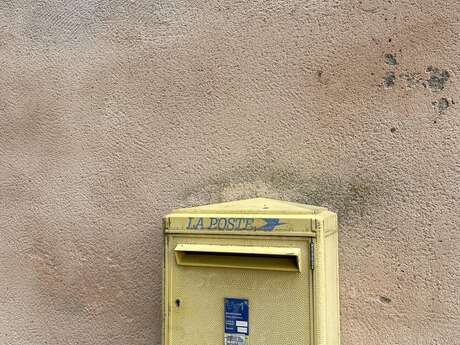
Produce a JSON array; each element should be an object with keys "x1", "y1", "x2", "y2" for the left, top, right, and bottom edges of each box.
[
  {"x1": 224, "y1": 334, "x2": 246, "y2": 345},
  {"x1": 236, "y1": 321, "x2": 248, "y2": 327}
]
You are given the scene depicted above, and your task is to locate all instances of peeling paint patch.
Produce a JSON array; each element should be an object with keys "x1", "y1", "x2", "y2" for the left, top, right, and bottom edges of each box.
[
  {"x1": 432, "y1": 98, "x2": 450, "y2": 113},
  {"x1": 384, "y1": 53, "x2": 397, "y2": 66},
  {"x1": 425, "y1": 66, "x2": 449, "y2": 92},
  {"x1": 383, "y1": 61, "x2": 453, "y2": 115},
  {"x1": 383, "y1": 71, "x2": 396, "y2": 89}
]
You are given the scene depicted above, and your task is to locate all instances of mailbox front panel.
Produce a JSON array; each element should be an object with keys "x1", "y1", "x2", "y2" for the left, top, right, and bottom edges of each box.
[{"x1": 164, "y1": 234, "x2": 313, "y2": 345}]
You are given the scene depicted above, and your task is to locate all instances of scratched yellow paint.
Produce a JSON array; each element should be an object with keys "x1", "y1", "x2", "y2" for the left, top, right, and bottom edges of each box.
[{"x1": 163, "y1": 197, "x2": 340, "y2": 345}]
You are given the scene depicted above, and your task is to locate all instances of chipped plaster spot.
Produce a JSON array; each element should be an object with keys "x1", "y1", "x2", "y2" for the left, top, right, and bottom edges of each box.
[
  {"x1": 425, "y1": 66, "x2": 450, "y2": 93},
  {"x1": 378, "y1": 296, "x2": 392, "y2": 304},
  {"x1": 383, "y1": 71, "x2": 396, "y2": 89},
  {"x1": 432, "y1": 98, "x2": 450, "y2": 113}
]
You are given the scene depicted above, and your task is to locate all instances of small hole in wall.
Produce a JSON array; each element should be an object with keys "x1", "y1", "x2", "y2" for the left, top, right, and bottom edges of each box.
[
  {"x1": 378, "y1": 296, "x2": 392, "y2": 304},
  {"x1": 175, "y1": 299, "x2": 181, "y2": 307},
  {"x1": 390, "y1": 127, "x2": 396, "y2": 133},
  {"x1": 389, "y1": 38, "x2": 392, "y2": 42}
]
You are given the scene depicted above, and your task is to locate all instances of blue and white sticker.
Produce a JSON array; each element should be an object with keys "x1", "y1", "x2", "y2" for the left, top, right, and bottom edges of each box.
[{"x1": 224, "y1": 298, "x2": 249, "y2": 345}]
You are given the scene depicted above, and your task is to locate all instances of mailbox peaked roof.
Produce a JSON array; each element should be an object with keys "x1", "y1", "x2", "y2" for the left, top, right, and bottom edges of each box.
[
  {"x1": 169, "y1": 197, "x2": 327, "y2": 215},
  {"x1": 165, "y1": 198, "x2": 336, "y2": 234}
]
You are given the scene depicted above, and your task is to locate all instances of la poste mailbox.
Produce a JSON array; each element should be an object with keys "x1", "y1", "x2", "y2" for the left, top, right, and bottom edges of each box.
[{"x1": 163, "y1": 198, "x2": 340, "y2": 345}]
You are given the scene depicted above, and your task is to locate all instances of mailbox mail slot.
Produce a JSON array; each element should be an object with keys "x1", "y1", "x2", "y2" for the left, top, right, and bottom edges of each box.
[
  {"x1": 163, "y1": 198, "x2": 340, "y2": 345},
  {"x1": 175, "y1": 244, "x2": 302, "y2": 271}
]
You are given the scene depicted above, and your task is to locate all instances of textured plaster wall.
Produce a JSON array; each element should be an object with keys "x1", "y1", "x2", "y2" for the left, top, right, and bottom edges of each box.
[{"x1": 0, "y1": 1, "x2": 459, "y2": 345}]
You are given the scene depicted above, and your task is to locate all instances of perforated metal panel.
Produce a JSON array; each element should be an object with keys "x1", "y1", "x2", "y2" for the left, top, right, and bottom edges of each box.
[{"x1": 165, "y1": 235, "x2": 313, "y2": 345}]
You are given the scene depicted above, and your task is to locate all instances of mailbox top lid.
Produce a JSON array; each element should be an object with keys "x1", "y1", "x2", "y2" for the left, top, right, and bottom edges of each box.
[
  {"x1": 164, "y1": 198, "x2": 335, "y2": 234},
  {"x1": 169, "y1": 197, "x2": 327, "y2": 216}
]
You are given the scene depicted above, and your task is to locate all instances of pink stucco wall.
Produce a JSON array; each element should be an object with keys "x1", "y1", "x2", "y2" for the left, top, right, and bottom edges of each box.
[{"x1": 0, "y1": 1, "x2": 459, "y2": 344}]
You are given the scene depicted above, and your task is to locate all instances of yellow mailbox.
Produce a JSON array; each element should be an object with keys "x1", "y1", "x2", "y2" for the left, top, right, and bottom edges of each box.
[{"x1": 163, "y1": 198, "x2": 340, "y2": 345}]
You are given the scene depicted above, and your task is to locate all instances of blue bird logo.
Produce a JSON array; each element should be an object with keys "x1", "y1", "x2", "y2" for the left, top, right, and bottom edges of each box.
[{"x1": 258, "y1": 218, "x2": 284, "y2": 231}]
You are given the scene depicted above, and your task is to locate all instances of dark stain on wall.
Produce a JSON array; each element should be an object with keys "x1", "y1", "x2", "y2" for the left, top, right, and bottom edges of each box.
[{"x1": 179, "y1": 165, "x2": 381, "y2": 227}]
